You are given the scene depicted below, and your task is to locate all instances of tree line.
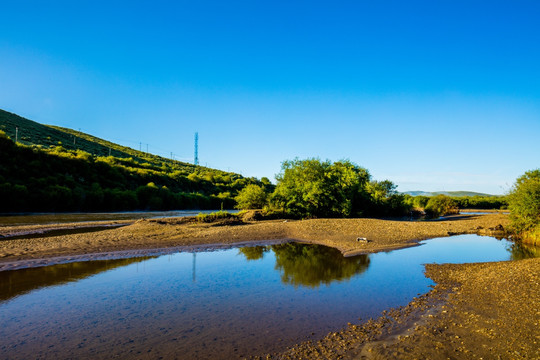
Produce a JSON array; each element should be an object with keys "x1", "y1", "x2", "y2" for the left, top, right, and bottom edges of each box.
[
  {"x1": 0, "y1": 131, "x2": 270, "y2": 212},
  {"x1": 234, "y1": 158, "x2": 509, "y2": 219}
]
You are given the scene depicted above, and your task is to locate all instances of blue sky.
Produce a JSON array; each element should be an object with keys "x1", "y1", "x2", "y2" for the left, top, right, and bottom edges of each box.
[{"x1": 1, "y1": 1, "x2": 539, "y2": 194}]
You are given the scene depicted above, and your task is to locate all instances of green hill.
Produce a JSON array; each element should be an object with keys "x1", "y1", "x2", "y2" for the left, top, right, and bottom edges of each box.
[
  {"x1": 0, "y1": 109, "x2": 272, "y2": 213},
  {"x1": 1, "y1": 109, "x2": 199, "y2": 173},
  {"x1": 404, "y1": 190, "x2": 497, "y2": 197}
]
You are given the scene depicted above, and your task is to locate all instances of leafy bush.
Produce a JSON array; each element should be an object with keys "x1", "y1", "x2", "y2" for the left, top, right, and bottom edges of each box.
[
  {"x1": 365, "y1": 181, "x2": 412, "y2": 217},
  {"x1": 270, "y1": 158, "x2": 410, "y2": 218},
  {"x1": 412, "y1": 196, "x2": 430, "y2": 209},
  {"x1": 424, "y1": 195, "x2": 459, "y2": 218},
  {"x1": 235, "y1": 184, "x2": 268, "y2": 210},
  {"x1": 508, "y1": 170, "x2": 540, "y2": 242},
  {"x1": 271, "y1": 158, "x2": 371, "y2": 217}
]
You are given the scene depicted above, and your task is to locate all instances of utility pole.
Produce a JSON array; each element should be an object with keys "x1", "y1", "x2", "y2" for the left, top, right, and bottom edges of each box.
[
  {"x1": 194, "y1": 132, "x2": 199, "y2": 166},
  {"x1": 139, "y1": 142, "x2": 142, "y2": 152},
  {"x1": 146, "y1": 144, "x2": 149, "y2": 153},
  {"x1": 15, "y1": 127, "x2": 18, "y2": 143}
]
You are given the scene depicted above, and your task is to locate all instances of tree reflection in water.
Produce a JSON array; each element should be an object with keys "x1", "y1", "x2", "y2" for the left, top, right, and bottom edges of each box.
[
  {"x1": 0, "y1": 257, "x2": 154, "y2": 303},
  {"x1": 239, "y1": 242, "x2": 370, "y2": 288},
  {"x1": 238, "y1": 245, "x2": 270, "y2": 261},
  {"x1": 509, "y1": 242, "x2": 540, "y2": 260}
]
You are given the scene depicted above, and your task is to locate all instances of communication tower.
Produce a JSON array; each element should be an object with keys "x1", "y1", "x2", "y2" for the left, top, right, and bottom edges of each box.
[{"x1": 194, "y1": 132, "x2": 199, "y2": 166}]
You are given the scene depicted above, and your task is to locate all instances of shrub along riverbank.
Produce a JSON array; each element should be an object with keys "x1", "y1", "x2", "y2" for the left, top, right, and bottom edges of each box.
[{"x1": 507, "y1": 169, "x2": 540, "y2": 245}]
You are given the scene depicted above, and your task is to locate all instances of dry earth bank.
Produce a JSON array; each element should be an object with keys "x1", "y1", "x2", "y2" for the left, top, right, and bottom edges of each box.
[{"x1": 0, "y1": 214, "x2": 509, "y2": 269}]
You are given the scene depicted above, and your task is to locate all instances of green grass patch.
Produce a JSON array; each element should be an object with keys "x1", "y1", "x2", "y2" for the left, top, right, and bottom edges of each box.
[{"x1": 196, "y1": 211, "x2": 239, "y2": 223}]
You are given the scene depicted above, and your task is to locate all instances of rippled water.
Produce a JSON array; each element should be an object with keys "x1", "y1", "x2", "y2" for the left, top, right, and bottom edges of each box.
[{"x1": 0, "y1": 235, "x2": 536, "y2": 359}]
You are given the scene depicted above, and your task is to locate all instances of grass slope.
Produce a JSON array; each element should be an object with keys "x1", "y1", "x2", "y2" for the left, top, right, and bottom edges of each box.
[
  {"x1": 0, "y1": 109, "x2": 270, "y2": 212},
  {"x1": 0, "y1": 108, "x2": 215, "y2": 176}
]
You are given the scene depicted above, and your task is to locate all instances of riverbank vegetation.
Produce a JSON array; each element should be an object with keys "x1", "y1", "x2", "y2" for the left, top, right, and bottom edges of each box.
[
  {"x1": 0, "y1": 109, "x2": 513, "y2": 218},
  {"x1": 269, "y1": 158, "x2": 410, "y2": 218},
  {"x1": 404, "y1": 194, "x2": 507, "y2": 212},
  {"x1": 0, "y1": 130, "x2": 268, "y2": 212},
  {"x1": 234, "y1": 184, "x2": 268, "y2": 210},
  {"x1": 507, "y1": 169, "x2": 540, "y2": 245},
  {"x1": 423, "y1": 194, "x2": 459, "y2": 218}
]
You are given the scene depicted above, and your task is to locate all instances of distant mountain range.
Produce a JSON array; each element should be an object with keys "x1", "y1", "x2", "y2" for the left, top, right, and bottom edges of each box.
[{"x1": 403, "y1": 191, "x2": 498, "y2": 197}]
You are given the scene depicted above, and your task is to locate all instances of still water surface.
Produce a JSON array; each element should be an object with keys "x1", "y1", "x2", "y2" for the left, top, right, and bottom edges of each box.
[
  {"x1": 0, "y1": 235, "x2": 536, "y2": 359},
  {"x1": 0, "y1": 210, "x2": 235, "y2": 226}
]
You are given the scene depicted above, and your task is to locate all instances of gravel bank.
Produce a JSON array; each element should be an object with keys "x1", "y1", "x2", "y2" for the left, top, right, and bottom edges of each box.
[
  {"x1": 0, "y1": 213, "x2": 509, "y2": 269},
  {"x1": 263, "y1": 257, "x2": 539, "y2": 359}
]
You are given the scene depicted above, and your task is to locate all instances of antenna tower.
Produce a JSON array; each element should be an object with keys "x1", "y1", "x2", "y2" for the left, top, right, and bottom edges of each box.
[{"x1": 194, "y1": 132, "x2": 199, "y2": 166}]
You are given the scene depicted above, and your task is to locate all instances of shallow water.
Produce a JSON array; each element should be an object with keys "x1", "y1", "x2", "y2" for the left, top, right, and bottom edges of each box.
[
  {"x1": 0, "y1": 235, "x2": 536, "y2": 359},
  {"x1": 0, "y1": 210, "x2": 235, "y2": 226},
  {"x1": 459, "y1": 210, "x2": 509, "y2": 215}
]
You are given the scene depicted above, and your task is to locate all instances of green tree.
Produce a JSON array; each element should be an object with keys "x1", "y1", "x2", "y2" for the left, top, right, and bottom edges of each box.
[
  {"x1": 424, "y1": 195, "x2": 459, "y2": 218},
  {"x1": 508, "y1": 169, "x2": 540, "y2": 234},
  {"x1": 368, "y1": 180, "x2": 397, "y2": 200},
  {"x1": 365, "y1": 180, "x2": 410, "y2": 216},
  {"x1": 271, "y1": 158, "x2": 371, "y2": 217},
  {"x1": 234, "y1": 184, "x2": 268, "y2": 209}
]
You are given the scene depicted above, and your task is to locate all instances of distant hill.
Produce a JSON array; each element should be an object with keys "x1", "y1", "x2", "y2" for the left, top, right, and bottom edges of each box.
[{"x1": 403, "y1": 191, "x2": 498, "y2": 197}]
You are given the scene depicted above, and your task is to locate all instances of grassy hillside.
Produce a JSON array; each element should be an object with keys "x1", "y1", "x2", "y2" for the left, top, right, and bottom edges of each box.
[
  {"x1": 1, "y1": 109, "x2": 202, "y2": 174},
  {"x1": 0, "y1": 109, "x2": 272, "y2": 213}
]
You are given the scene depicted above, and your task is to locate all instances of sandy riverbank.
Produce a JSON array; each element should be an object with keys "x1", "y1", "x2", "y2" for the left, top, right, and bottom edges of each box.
[
  {"x1": 267, "y1": 257, "x2": 539, "y2": 359},
  {"x1": 0, "y1": 212, "x2": 538, "y2": 359},
  {"x1": 0, "y1": 213, "x2": 509, "y2": 269}
]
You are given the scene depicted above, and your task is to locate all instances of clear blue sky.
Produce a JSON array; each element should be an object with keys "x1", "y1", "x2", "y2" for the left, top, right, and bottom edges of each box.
[{"x1": 1, "y1": 1, "x2": 539, "y2": 194}]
